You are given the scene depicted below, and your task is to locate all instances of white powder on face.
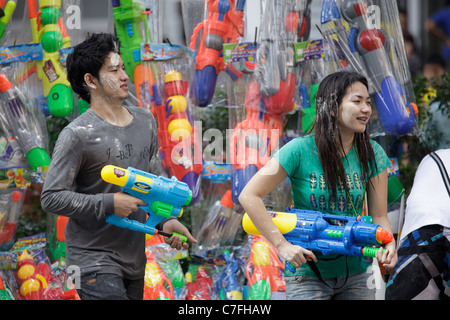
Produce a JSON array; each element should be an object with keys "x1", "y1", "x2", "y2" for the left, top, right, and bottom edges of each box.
[
  {"x1": 99, "y1": 53, "x2": 123, "y2": 90},
  {"x1": 109, "y1": 53, "x2": 120, "y2": 68}
]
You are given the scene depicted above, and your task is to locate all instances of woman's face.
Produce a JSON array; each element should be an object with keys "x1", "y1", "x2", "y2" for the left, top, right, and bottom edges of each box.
[{"x1": 337, "y1": 81, "x2": 372, "y2": 136}]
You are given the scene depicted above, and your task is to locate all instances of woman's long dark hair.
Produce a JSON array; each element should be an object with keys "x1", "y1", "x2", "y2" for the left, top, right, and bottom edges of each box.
[{"x1": 313, "y1": 71, "x2": 377, "y2": 199}]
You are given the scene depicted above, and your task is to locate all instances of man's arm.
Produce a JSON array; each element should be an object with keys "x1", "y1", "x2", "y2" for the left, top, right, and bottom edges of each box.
[{"x1": 40, "y1": 127, "x2": 112, "y2": 222}]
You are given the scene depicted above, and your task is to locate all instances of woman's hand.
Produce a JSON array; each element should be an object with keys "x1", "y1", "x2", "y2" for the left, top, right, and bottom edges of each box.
[
  {"x1": 376, "y1": 240, "x2": 398, "y2": 269},
  {"x1": 276, "y1": 240, "x2": 317, "y2": 269}
]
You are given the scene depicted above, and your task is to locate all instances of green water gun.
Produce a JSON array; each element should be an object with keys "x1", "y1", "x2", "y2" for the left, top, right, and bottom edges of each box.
[
  {"x1": 28, "y1": 0, "x2": 73, "y2": 117},
  {"x1": 111, "y1": 0, "x2": 156, "y2": 110},
  {"x1": 0, "y1": 0, "x2": 16, "y2": 42}
]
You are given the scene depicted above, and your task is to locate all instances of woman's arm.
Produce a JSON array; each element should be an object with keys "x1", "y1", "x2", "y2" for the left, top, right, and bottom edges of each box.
[
  {"x1": 239, "y1": 158, "x2": 317, "y2": 269},
  {"x1": 367, "y1": 169, "x2": 398, "y2": 268}
]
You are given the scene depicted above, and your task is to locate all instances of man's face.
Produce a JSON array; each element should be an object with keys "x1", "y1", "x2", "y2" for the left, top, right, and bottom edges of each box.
[{"x1": 96, "y1": 52, "x2": 129, "y2": 102}]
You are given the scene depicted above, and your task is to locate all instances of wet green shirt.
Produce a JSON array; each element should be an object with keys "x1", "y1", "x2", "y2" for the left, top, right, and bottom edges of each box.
[{"x1": 274, "y1": 134, "x2": 391, "y2": 278}]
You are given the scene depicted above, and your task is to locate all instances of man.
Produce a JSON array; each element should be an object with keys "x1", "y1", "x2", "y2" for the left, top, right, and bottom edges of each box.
[
  {"x1": 385, "y1": 149, "x2": 450, "y2": 300},
  {"x1": 40, "y1": 33, "x2": 196, "y2": 300}
]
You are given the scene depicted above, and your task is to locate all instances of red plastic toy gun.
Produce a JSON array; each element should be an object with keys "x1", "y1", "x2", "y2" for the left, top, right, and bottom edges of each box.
[
  {"x1": 189, "y1": 0, "x2": 246, "y2": 106},
  {"x1": 151, "y1": 70, "x2": 202, "y2": 203}
]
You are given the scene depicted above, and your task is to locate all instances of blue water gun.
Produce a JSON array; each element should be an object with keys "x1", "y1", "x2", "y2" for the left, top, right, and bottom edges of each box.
[
  {"x1": 321, "y1": 0, "x2": 418, "y2": 136},
  {"x1": 243, "y1": 207, "x2": 393, "y2": 273},
  {"x1": 101, "y1": 165, "x2": 192, "y2": 241},
  {"x1": 216, "y1": 250, "x2": 243, "y2": 300}
]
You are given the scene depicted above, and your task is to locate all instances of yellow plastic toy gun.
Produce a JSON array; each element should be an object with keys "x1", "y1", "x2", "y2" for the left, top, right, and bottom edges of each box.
[
  {"x1": 101, "y1": 165, "x2": 192, "y2": 241},
  {"x1": 28, "y1": 0, "x2": 73, "y2": 117}
]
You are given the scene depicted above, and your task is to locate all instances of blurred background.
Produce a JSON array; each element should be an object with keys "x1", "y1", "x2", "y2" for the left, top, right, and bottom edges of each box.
[{"x1": 5, "y1": 0, "x2": 450, "y2": 73}]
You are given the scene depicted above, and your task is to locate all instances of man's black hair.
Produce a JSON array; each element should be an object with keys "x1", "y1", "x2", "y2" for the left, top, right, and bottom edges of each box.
[{"x1": 66, "y1": 33, "x2": 120, "y2": 103}]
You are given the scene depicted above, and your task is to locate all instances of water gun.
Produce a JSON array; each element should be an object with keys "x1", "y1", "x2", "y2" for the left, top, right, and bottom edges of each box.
[
  {"x1": 15, "y1": 250, "x2": 78, "y2": 300},
  {"x1": 111, "y1": 0, "x2": 156, "y2": 110},
  {"x1": 27, "y1": 0, "x2": 73, "y2": 117},
  {"x1": 101, "y1": 165, "x2": 191, "y2": 241},
  {"x1": 151, "y1": 71, "x2": 202, "y2": 202},
  {"x1": 49, "y1": 215, "x2": 69, "y2": 261},
  {"x1": 0, "y1": 271, "x2": 14, "y2": 300},
  {"x1": 229, "y1": 0, "x2": 309, "y2": 204},
  {"x1": 0, "y1": 0, "x2": 16, "y2": 42},
  {"x1": 242, "y1": 207, "x2": 393, "y2": 273},
  {"x1": 216, "y1": 250, "x2": 243, "y2": 300},
  {"x1": 0, "y1": 74, "x2": 50, "y2": 172},
  {"x1": 321, "y1": 0, "x2": 418, "y2": 136},
  {"x1": 0, "y1": 189, "x2": 23, "y2": 251},
  {"x1": 189, "y1": 0, "x2": 246, "y2": 107},
  {"x1": 245, "y1": 235, "x2": 285, "y2": 300},
  {"x1": 285, "y1": 0, "x2": 311, "y2": 43},
  {"x1": 184, "y1": 266, "x2": 212, "y2": 300},
  {"x1": 229, "y1": 108, "x2": 284, "y2": 204},
  {"x1": 143, "y1": 250, "x2": 174, "y2": 300}
]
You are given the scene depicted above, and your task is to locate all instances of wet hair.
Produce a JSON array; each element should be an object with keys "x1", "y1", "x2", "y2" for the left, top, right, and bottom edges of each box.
[
  {"x1": 66, "y1": 33, "x2": 120, "y2": 103},
  {"x1": 313, "y1": 71, "x2": 376, "y2": 198}
]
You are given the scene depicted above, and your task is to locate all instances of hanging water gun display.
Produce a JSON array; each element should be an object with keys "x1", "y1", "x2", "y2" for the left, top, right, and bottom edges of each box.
[
  {"x1": 111, "y1": 0, "x2": 158, "y2": 110},
  {"x1": 101, "y1": 165, "x2": 191, "y2": 240},
  {"x1": 143, "y1": 250, "x2": 174, "y2": 300},
  {"x1": 189, "y1": 0, "x2": 246, "y2": 107},
  {"x1": 245, "y1": 235, "x2": 285, "y2": 300},
  {"x1": 27, "y1": 0, "x2": 74, "y2": 117},
  {"x1": 242, "y1": 207, "x2": 393, "y2": 273},
  {"x1": 0, "y1": 73, "x2": 50, "y2": 173},
  {"x1": 152, "y1": 68, "x2": 202, "y2": 203},
  {"x1": 229, "y1": 0, "x2": 311, "y2": 204},
  {"x1": 320, "y1": 0, "x2": 418, "y2": 136},
  {"x1": 0, "y1": 0, "x2": 16, "y2": 43}
]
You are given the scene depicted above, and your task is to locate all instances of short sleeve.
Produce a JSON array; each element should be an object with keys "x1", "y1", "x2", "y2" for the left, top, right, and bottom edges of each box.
[
  {"x1": 369, "y1": 140, "x2": 391, "y2": 178},
  {"x1": 273, "y1": 137, "x2": 303, "y2": 176}
]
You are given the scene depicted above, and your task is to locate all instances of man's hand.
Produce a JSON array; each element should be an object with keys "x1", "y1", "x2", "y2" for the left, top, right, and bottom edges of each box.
[
  {"x1": 113, "y1": 191, "x2": 145, "y2": 217},
  {"x1": 161, "y1": 219, "x2": 198, "y2": 250}
]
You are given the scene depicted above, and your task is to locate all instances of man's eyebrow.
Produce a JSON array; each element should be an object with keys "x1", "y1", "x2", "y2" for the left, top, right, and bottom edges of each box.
[
  {"x1": 106, "y1": 62, "x2": 123, "y2": 69},
  {"x1": 350, "y1": 94, "x2": 370, "y2": 100}
]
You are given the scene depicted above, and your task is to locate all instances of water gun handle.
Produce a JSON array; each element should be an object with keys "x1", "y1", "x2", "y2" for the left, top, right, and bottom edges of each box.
[
  {"x1": 105, "y1": 214, "x2": 187, "y2": 243},
  {"x1": 285, "y1": 261, "x2": 296, "y2": 273},
  {"x1": 285, "y1": 247, "x2": 387, "y2": 273}
]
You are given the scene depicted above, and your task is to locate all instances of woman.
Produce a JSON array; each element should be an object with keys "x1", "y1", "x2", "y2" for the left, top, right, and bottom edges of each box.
[{"x1": 239, "y1": 71, "x2": 397, "y2": 300}]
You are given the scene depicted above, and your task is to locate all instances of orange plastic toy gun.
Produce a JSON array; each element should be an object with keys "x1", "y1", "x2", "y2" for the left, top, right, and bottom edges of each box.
[
  {"x1": 151, "y1": 70, "x2": 202, "y2": 203},
  {"x1": 143, "y1": 250, "x2": 174, "y2": 300},
  {"x1": 189, "y1": 0, "x2": 246, "y2": 107}
]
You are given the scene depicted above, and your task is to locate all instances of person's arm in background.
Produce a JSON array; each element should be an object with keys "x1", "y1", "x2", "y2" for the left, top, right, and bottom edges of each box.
[
  {"x1": 426, "y1": 10, "x2": 450, "y2": 50},
  {"x1": 239, "y1": 158, "x2": 317, "y2": 269}
]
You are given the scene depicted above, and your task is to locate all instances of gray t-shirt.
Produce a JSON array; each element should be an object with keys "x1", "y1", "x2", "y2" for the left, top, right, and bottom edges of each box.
[{"x1": 41, "y1": 105, "x2": 161, "y2": 279}]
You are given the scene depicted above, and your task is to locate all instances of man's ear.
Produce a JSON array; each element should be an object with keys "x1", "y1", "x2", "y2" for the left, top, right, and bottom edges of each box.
[{"x1": 84, "y1": 73, "x2": 97, "y2": 90}]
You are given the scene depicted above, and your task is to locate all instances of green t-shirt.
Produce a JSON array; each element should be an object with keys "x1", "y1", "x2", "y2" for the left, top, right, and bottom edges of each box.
[{"x1": 274, "y1": 134, "x2": 391, "y2": 278}]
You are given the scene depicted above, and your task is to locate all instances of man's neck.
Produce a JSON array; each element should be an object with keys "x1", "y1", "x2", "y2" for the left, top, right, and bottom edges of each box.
[{"x1": 90, "y1": 97, "x2": 132, "y2": 127}]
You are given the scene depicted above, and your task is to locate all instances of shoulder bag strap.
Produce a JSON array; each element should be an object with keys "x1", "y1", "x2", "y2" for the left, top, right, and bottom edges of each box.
[{"x1": 429, "y1": 151, "x2": 450, "y2": 197}]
